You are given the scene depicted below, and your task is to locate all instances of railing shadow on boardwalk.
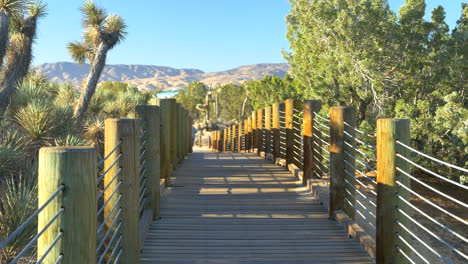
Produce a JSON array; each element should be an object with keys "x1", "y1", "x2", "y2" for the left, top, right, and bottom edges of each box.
[{"x1": 140, "y1": 149, "x2": 373, "y2": 264}]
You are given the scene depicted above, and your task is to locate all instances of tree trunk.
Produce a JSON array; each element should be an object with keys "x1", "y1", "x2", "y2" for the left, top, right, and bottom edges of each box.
[
  {"x1": 0, "y1": 12, "x2": 10, "y2": 69},
  {"x1": 241, "y1": 95, "x2": 248, "y2": 120},
  {"x1": 73, "y1": 42, "x2": 109, "y2": 125},
  {"x1": 0, "y1": 16, "x2": 37, "y2": 112}
]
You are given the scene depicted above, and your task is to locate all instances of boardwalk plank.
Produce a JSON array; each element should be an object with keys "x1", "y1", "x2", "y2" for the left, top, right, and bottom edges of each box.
[{"x1": 141, "y1": 149, "x2": 372, "y2": 263}]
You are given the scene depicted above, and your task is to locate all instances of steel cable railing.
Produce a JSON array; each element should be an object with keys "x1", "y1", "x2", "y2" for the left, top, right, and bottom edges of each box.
[
  {"x1": 292, "y1": 111, "x2": 304, "y2": 169},
  {"x1": 279, "y1": 111, "x2": 286, "y2": 158},
  {"x1": 342, "y1": 122, "x2": 377, "y2": 238},
  {"x1": 139, "y1": 123, "x2": 149, "y2": 217},
  {"x1": 312, "y1": 113, "x2": 331, "y2": 179},
  {"x1": 0, "y1": 186, "x2": 65, "y2": 264},
  {"x1": 96, "y1": 139, "x2": 124, "y2": 264},
  {"x1": 393, "y1": 140, "x2": 468, "y2": 264}
]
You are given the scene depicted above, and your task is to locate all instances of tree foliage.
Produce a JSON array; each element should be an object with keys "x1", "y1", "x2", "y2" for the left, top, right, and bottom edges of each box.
[
  {"x1": 176, "y1": 81, "x2": 208, "y2": 119},
  {"x1": 285, "y1": 0, "x2": 467, "y2": 179}
]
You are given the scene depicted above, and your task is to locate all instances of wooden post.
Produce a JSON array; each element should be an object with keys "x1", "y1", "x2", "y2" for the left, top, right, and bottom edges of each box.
[
  {"x1": 247, "y1": 116, "x2": 252, "y2": 152},
  {"x1": 104, "y1": 119, "x2": 141, "y2": 263},
  {"x1": 238, "y1": 122, "x2": 243, "y2": 152},
  {"x1": 157, "y1": 99, "x2": 174, "y2": 185},
  {"x1": 329, "y1": 106, "x2": 355, "y2": 219},
  {"x1": 285, "y1": 99, "x2": 295, "y2": 166},
  {"x1": 188, "y1": 116, "x2": 193, "y2": 153},
  {"x1": 135, "y1": 105, "x2": 161, "y2": 219},
  {"x1": 222, "y1": 128, "x2": 227, "y2": 152},
  {"x1": 303, "y1": 100, "x2": 322, "y2": 184},
  {"x1": 265, "y1": 107, "x2": 272, "y2": 155},
  {"x1": 251, "y1": 111, "x2": 257, "y2": 152},
  {"x1": 376, "y1": 119, "x2": 411, "y2": 264},
  {"x1": 232, "y1": 124, "x2": 237, "y2": 152},
  {"x1": 38, "y1": 147, "x2": 97, "y2": 264},
  {"x1": 272, "y1": 103, "x2": 280, "y2": 160},
  {"x1": 257, "y1": 109, "x2": 264, "y2": 155}
]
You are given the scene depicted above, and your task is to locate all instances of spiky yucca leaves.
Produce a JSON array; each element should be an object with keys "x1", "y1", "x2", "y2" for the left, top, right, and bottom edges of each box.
[
  {"x1": 0, "y1": 0, "x2": 25, "y2": 69},
  {"x1": 103, "y1": 89, "x2": 146, "y2": 118},
  {"x1": 83, "y1": 115, "x2": 104, "y2": 157},
  {"x1": 0, "y1": 129, "x2": 28, "y2": 177},
  {"x1": 68, "y1": 0, "x2": 127, "y2": 124},
  {"x1": 0, "y1": 172, "x2": 37, "y2": 262},
  {"x1": 13, "y1": 101, "x2": 75, "y2": 145},
  {"x1": 0, "y1": 1, "x2": 47, "y2": 112},
  {"x1": 53, "y1": 82, "x2": 78, "y2": 108},
  {"x1": 54, "y1": 134, "x2": 88, "y2": 147},
  {"x1": 9, "y1": 77, "x2": 51, "y2": 113}
]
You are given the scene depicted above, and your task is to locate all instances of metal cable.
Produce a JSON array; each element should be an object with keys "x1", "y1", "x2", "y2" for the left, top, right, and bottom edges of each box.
[
  {"x1": 396, "y1": 141, "x2": 468, "y2": 173},
  {"x1": 97, "y1": 195, "x2": 122, "y2": 235},
  {"x1": 343, "y1": 159, "x2": 377, "y2": 184},
  {"x1": 98, "y1": 141, "x2": 122, "y2": 167},
  {"x1": 344, "y1": 168, "x2": 377, "y2": 196},
  {"x1": 97, "y1": 154, "x2": 122, "y2": 184},
  {"x1": 396, "y1": 180, "x2": 467, "y2": 226},
  {"x1": 397, "y1": 167, "x2": 467, "y2": 208},
  {"x1": 313, "y1": 119, "x2": 330, "y2": 130},
  {"x1": 98, "y1": 182, "x2": 122, "y2": 216},
  {"x1": 397, "y1": 246, "x2": 417, "y2": 264},
  {"x1": 398, "y1": 209, "x2": 466, "y2": 261},
  {"x1": 36, "y1": 232, "x2": 63, "y2": 264},
  {"x1": 344, "y1": 197, "x2": 376, "y2": 230},
  {"x1": 0, "y1": 185, "x2": 65, "y2": 250},
  {"x1": 397, "y1": 233, "x2": 430, "y2": 264},
  {"x1": 313, "y1": 133, "x2": 330, "y2": 146},
  {"x1": 98, "y1": 222, "x2": 122, "y2": 264},
  {"x1": 114, "y1": 249, "x2": 123, "y2": 263},
  {"x1": 108, "y1": 235, "x2": 122, "y2": 262},
  {"x1": 96, "y1": 209, "x2": 122, "y2": 253},
  {"x1": 344, "y1": 189, "x2": 376, "y2": 219},
  {"x1": 344, "y1": 141, "x2": 376, "y2": 161},
  {"x1": 314, "y1": 112, "x2": 329, "y2": 122},
  {"x1": 54, "y1": 255, "x2": 63, "y2": 264},
  {"x1": 343, "y1": 131, "x2": 376, "y2": 150},
  {"x1": 344, "y1": 150, "x2": 377, "y2": 173},
  {"x1": 397, "y1": 194, "x2": 467, "y2": 243},
  {"x1": 396, "y1": 154, "x2": 468, "y2": 190},
  {"x1": 343, "y1": 122, "x2": 376, "y2": 138},
  {"x1": 312, "y1": 125, "x2": 331, "y2": 138},
  {"x1": 344, "y1": 178, "x2": 377, "y2": 207},
  {"x1": 9, "y1": 209, "x2": 64, "y2": 264},
  {"x1": 98, "y1": 168, "x2": 122, "y2": 200}
]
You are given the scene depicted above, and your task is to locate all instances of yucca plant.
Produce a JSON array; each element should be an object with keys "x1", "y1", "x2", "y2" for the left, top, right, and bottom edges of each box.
[
  {"x1": 54, "y1": 134, "x2": 88, "y2": 147},
  {"x1": 0, "y1": 129, "x2": 28, "y2": 177},
  {"x1": 9, "y1": 78, "x2": 51, "y2": 113},
  {"x1": 0, "y1": 172, "x2": 37, "y2": 262},
  {"x1": 0, "y1": 0, "x2": 25, "y2": 69},
  {"x1": 68, "y1": 0, "x2": 127, "y2": 124},
  {"x1": 53, "y1": 82, "x2": 78, "y2": 108},
  {"x1": 13, "y1": 101, "x2": 74, "y2": 145},
  {"x1": 103, "y1": 89, "x2": 145, "y2": 118},
  {"x1": 0, "y1": 1, "x2": 47, "y2": 112}
]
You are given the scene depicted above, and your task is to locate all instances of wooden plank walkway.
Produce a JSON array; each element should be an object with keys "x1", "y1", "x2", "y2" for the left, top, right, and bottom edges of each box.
[{"x1": 140, "y1": 149, "x2": 372, "y2": 263}]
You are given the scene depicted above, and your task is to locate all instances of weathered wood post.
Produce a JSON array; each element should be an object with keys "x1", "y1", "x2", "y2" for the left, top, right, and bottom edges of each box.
[
  {"x1": 223, "y1": 128, "x2": 227, "y2": 152},
  {"x1": 169, "y1": 100, "x2": 177, "y2": 169},
  {"x1": 265, "y1": 106, "x2": 272, "y2": 156},
  {"x1": 257, "y1": 109, "x2": 264, "y2": 156},
  {"x1": 271, "y1": 103, "x2": 280, "y2": 160},
  {"x1": 238, "y1": 122, "x2": 243, "y2": 152},
  {"x1": 279, "y1": 103, "x2": 287, "y2": 161},
  {"x1": 158, "y1": 99, "x2": 174, "y2": 186},
  {"x1": 329, "y1": 106, "x2": 355, "y2": 220},
  {"x1": 38, "y1": 147, "x2": 97, "y2": 264},
  {"x1": 247, "y1": 116, "x2": 252, "y2": 152},
  {"x1": 232, "y1": 124, "x2": 237, "y2": 152},
  {"x1": 251, "y1": 111, "x2": 257, "y2": 152},
  {"x1": 303, "y1": 100, "x2": 322, "y2": 185},
  {"x1": 188, "y1": 116, "x2": 193, "y2": 154},
  {"x1": 376, "y1": 119, "x2": 411, "y2": 264},
  {"x1": 104, "y1": 118, "x2": 141, "y2": 263},
  {"x1": 244, "y1": 119, "x2": 249, "y2": 152},
  {"x1": 136, "y1": 105, "x2": 161, "y2": 219},
  {"x1": 285, "y1": 99, "x2": 295, "y2": 166}
]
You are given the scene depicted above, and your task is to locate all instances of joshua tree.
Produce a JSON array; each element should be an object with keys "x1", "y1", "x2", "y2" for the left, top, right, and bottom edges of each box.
[
  {"x1": 0, "y1": 1, "x2": 46, "y2": 112},
  {"x1": 68, "y1": 0, "x2": 127, "y2": 125},
  {"x1": 0, "y1": 0, "x2": 24, "y2": 69}
]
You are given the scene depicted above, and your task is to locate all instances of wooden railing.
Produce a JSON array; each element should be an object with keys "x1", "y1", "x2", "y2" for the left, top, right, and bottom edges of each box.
[
  {"x1": 0, "y1": 99, "x2": 192, "y2": 264},
  {"x1": 211, "y1": 98, "x2": 467, "y2": 264}
]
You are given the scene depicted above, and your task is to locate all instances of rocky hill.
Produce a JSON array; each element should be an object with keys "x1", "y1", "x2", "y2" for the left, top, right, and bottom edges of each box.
[{"x1": 34, "y1": 62, "x2": 290, "y2": 90}]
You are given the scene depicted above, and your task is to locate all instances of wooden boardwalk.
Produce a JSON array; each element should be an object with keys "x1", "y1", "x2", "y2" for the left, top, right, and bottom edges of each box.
[{"x1": 140, "y1": 149, "x2": 372, "y2": 263}]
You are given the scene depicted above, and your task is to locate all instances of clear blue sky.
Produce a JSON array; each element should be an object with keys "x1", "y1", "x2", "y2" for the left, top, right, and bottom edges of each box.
[{"x1": 34, "y1": 0, "x2": 465, "y2": 73}]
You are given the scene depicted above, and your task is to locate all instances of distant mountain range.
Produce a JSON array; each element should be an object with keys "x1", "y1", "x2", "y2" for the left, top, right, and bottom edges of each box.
[{"x1": 34, "y1": 62, "x2": 290, "y2": 91}]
